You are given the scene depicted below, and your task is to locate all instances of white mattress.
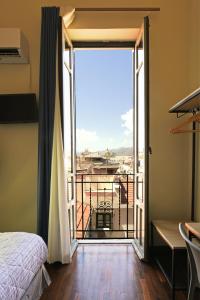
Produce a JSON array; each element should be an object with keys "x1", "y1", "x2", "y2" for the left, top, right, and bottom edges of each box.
[{"x1": 0, "y1": 232, "x2": 48, "y2": 300}]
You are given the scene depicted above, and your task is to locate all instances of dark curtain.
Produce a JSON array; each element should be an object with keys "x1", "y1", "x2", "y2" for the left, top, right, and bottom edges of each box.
[
  {"x1": 58, "y1": 16, "x2": 64, "y2": 138},
  {"x1": 37, "y1": 7, "x2": 60, "y2": 243}
]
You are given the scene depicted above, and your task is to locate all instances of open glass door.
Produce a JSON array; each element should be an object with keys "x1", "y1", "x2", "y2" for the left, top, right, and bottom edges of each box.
[
  {"x1": 63, "y1": 29, "x2": 77, "y2": 250},
  {"x1": 133, "y1": 17, "x2": 149, "y2": 260}
]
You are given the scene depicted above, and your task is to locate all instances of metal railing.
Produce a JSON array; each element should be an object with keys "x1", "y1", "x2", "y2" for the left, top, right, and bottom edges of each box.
[{"x1": 76, "y1": 173, "x2": 134, "y2": 239}]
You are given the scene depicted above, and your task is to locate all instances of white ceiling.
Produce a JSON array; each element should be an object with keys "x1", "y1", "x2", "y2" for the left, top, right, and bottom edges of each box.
[{"x1": 67, "y1": 28, "x2": 140, "y2": 42}]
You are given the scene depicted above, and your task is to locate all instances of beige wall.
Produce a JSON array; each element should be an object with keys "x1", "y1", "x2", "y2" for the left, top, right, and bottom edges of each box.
[
  {"x1": 0, "y1": 0, "x2": 42, "y2": 232},
  {"x1": 149, "y1": 0, "x2": 191, "y2": 220},
  {"x1": 0, "y1": 0, "x2": 196, "y2": 232},
  {"x1": 188, "y1": 0, "x2": 200, "y2": 221}
]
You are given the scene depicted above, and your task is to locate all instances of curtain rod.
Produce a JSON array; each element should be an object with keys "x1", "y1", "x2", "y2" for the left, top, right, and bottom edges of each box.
[{"x1": 75, "y1": 7, "x2": 160, "y2": 12}]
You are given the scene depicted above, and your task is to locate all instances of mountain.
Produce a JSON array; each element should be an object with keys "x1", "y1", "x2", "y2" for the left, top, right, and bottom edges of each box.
[
  {"x1": 77, "y1": 147, "x2": 133, "y2": 156},
  {"x1": 111, "y1": 147, "x2": 133, "y2": 156}
]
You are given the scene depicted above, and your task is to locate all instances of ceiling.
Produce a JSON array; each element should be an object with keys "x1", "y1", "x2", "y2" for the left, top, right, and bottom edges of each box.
[{"x1": 66, "y1": 28, "x2": 140, "y2": 42}]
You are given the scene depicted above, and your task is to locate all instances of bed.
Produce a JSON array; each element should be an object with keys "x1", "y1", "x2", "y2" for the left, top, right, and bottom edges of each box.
[{"x1": 0, "y1": 232, "x2": 51, "y2": 300}]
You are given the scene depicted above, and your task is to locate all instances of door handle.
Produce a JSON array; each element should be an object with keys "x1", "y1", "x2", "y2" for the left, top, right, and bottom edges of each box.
[{"x1": 148, "y1": 146, "x2": 152, "y2": 155}]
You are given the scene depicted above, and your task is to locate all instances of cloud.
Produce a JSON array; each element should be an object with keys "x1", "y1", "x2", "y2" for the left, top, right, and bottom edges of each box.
[
  {"x1": 76, "y1": 109, "x2": 133, "y2": 152},
  {"x1": 121, "y1": 138, "x2": 133, "y2": 148},
  {"x1": 76, "y1": 129, "x2": 123, "y2": 152},
  {"x1": 76, "y1": 128, "x2": 99, "y2": 152},
  {"x1": 121, "y1": 108, "x2": 133, "y2": 136}
]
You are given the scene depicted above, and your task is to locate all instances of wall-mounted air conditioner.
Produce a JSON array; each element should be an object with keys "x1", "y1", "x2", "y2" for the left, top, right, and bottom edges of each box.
[{"x1": 0, "y1": 28, "x2": 29, "y2": 64}]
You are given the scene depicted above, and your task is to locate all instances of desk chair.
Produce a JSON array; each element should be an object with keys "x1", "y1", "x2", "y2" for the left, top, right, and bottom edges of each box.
[{"x1": 179, "y1": 223, "x2": 200, "y2": 300}]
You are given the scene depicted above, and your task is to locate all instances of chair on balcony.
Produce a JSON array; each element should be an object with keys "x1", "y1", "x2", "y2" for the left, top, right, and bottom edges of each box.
[{"x1": 179, "y1": 223, "x2": 200, "y2": 300}]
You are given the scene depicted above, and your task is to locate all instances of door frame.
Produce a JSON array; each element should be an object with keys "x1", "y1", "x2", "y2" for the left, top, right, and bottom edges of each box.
[
  {"x1": 62, "y1": 25, "x2": 78, "y2": 254},
  {"x1": 132, "y1": 16, "x2": 150, "y2": 261},
  {"x1": 73, "y1": 42, "x2": 135, "y2": 242},
  {"x1": 69, "y1": 39, "x2": 149, "y2": 246}
]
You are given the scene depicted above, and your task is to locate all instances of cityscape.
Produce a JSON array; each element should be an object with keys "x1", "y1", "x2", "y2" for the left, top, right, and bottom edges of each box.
[
  {"x1": 75, "y1": 148, "x2": 134, "y2": 239},
  {"x1": 74, "y1": 50, "x2": 134, "y2": 239}
]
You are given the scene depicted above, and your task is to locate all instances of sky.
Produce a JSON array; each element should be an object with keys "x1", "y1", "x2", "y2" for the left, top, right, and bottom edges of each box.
[{"x1": 75, "y1": 49, "x2": 133, "y2": 153}]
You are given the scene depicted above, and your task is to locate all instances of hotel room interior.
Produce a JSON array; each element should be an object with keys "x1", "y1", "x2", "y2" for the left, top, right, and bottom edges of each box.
[{"x1": 0, "y1": 1, "x2": 200, "y2": 299}]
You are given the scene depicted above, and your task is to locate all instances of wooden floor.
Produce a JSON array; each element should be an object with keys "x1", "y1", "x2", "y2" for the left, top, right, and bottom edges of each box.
[{"x1": 41, "y1": 244, "x2": 187, "y2": 300}]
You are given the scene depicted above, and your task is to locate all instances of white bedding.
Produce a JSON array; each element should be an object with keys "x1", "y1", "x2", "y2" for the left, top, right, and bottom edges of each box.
[{"x1": 0, "y1": 232, "x2": 48, "y2": 300}]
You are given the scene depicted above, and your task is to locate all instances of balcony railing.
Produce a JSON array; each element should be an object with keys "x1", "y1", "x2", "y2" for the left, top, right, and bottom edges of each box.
[{"x1": 76, "y1": 173, "x2": 134, "y2": 239}]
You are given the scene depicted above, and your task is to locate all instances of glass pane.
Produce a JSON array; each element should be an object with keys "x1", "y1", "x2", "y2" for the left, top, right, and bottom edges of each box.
[
  {"x1": 137, "y1": 63, "x2": 144, "y2": 173},
  {"x1": 98, "y1": 222, "x2": 103, "y2": 228},
  {"x1": 68, "y1": 209, "x2": 71, "y2": 241},
  {"x1": 137, "y1": 176, "x2": 143, "y2": 201},
  {"x1": 98, "y1": 214, "x2": 103, "y2": 221},
  {"x1": 63, "y1": 67, "x2": 73, "y2": 173},
  {"x1": 72, "y1": 205, "x2": 75, "y2": 239},
  {"x1": 64, "y1": 49, "x2": 70, "y2": 68},
  {"x1": 69, "y1": 48, "x2": 73, "y2": 69},
  {"x1": 67, "y1": 176, "x2": 73, "y2": 202},
  {"x1": 105, "y1": 214, "x2": 110, "y2": 221},
  {"x1": 138, "y1": 42, "x2": 144, "y2": 67}
]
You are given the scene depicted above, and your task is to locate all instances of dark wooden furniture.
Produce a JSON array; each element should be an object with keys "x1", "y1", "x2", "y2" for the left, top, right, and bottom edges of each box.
[{"x1": 151, "y1": 220, "x2": 188, "y2": 300}]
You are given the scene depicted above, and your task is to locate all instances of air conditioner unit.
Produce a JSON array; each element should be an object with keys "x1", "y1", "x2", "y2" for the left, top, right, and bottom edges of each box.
[{"x1": 0, "y1": 28, "x2": 29, "y2": 64}]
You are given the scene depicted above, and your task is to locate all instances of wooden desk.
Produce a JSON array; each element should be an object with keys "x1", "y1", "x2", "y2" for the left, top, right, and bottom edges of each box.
[
  {"x1": 185, "y1": 222, "x2": 200, "y2": 239},
  {"x1": 151, "y1": 220, "x2": 187, "y2": 300},
  {"x1": 152, "y1": 220, "x2": 186, "y2": 249}
]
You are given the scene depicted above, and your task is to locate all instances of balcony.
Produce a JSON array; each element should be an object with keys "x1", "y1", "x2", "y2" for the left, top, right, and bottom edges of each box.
[{"x1": 76, "y1": 173, "x2": 134, "y2": 239}]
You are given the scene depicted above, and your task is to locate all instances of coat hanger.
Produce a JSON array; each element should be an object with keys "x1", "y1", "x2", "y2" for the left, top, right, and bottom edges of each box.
[{"x1": 170, "y1": 113, "x2": 200, "y2": 134}]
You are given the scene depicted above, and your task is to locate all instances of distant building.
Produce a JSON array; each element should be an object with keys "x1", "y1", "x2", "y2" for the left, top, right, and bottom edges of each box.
[
  {"x1": 75, "y1": 150, "x2": 134, "y2": 239},
  {"x1": 77, "y1": 151, "x2": 120, "y2": 175}
]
